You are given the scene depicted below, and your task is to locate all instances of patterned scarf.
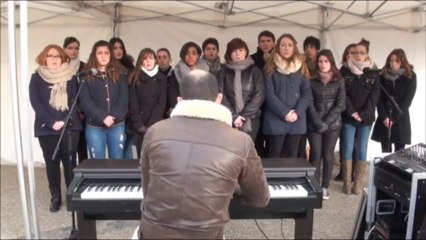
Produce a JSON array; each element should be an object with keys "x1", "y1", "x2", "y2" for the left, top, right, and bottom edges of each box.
[
  {"x1": 318, "y1": 71, "x2": 333, "y2": 84},
  {"x1": 225, "y1": 58, "x2": 255, "y2": 132},
  {"x1": 37, "y1": 62, "x2": 76, "y2": 111}
]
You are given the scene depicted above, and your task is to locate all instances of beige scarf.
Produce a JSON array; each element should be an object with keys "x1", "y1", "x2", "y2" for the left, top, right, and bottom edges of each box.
[
  {"x1": 37, "y1": 62, "x2": 77, "y2": 111},
  {"x1": 274, "y1": 53, "x2": 302, "y2": 74},
  {"x1": 347, "y1": 56, "x2": 375, "y2": 75}
]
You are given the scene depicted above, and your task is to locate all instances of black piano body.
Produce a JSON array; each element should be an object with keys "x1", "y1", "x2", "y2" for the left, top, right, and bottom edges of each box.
[{"x1": 67, "y1": 158, "x2": 322, "y2": 239}]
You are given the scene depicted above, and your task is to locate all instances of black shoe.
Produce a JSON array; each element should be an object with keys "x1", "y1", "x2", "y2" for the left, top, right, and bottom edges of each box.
[
  {"x1": 334, "y1": 172, "x2": 343, "y2": 181},
  {"x1": 50, "y1": 198, "x2": 61, "y2": 212}
]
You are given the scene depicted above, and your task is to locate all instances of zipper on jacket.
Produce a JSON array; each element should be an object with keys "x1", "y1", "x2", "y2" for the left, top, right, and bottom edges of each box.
[{"x1": 103, "y1": 75, "x2": 111, "y2": 113}]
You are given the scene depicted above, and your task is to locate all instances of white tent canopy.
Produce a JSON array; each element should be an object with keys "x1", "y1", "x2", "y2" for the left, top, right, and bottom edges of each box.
[{"x1": 1, "y1": 1, "x2": 426, "y2": 166}]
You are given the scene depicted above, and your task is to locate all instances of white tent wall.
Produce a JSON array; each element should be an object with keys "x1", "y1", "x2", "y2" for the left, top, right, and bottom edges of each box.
[{"x1": 1, "y1": 19, "x2": 425, "y2": 165}]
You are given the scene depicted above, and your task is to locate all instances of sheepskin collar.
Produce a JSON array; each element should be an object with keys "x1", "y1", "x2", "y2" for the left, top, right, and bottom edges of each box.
[{"x1": 171, "y1": 99, "x2": 232, "y2": 126}]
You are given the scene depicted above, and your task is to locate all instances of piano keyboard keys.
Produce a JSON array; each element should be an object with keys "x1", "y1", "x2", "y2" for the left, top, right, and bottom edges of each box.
[
  {"x1": 81, "y1": 184, "x2": 144, "y2": 200},
  {"x1": 268, "y1": 184, "x2": 308, "y2": 198}
]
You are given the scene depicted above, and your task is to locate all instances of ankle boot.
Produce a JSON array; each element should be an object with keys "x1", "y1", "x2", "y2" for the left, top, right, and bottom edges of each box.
[
  {"x1": 342, "y1": 160, "x2": 352, "y2": 194},
  {"x1": 352, "y1": 161, "x2": 368, "y2": 194},
  {"x1": 49, "y1": 187, "x2": 61, "y2": 212}
]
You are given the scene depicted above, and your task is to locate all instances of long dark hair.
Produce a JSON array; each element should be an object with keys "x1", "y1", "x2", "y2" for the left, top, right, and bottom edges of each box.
[
  {"x1": 265, "y1": 33, "x2": 310, "y2": 79},
  {"x1": 315, "y1": 49, "x2": 342, "y2": 81},
  {"x1": 341, "y1": 43, "x2": 356, "y2": 64},
  {"x1": 109, "y1": 37, "x2": 134, "y2": 72},
  {"x1": 128, "y1": 48, "x2": 157, "y2": 85},
  {"x1": 85, "y1": 40, "x2": 121, "y2": 82},
  {"x1": 382, "y1": 48, "x2": 414, "y2": 80}
]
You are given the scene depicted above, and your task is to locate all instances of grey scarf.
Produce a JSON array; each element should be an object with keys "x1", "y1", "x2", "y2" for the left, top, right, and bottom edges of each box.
[
  {"x1": 202, "y1": 55, "x2": 222, "y2": 76},
  {"x1": 225, "y1": 58, "x2": 254, "y2": 133},
  {"x1": 384, "y1": 68, "x2": 405, "y2": 82},
  {"x1": 174, "y1": 58, "x2": 210, "y2": 83}
]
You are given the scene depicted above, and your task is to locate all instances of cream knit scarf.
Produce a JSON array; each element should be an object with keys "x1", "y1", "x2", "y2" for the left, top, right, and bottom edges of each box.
[
  {"x1": 37, "y1": 62, "x2": 77, "y2": 111},
  {"x1": 347, "y1": 56, "x2": 375, "y2": 75},
  {"x1": 274, "y1": 53, "x2": 302, "y2": 74}
]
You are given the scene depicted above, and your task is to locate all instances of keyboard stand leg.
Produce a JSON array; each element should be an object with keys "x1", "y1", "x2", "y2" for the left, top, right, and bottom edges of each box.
[
  {"x1": 77, "y1": 212, "x2": 97, "y2": 239},
  {"x1": 294, "y1": 209, "x2": 313, "y2": 239}
]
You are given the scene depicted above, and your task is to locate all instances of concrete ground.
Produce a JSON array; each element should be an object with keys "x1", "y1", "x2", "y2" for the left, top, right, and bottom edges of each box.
[{"x1": 1, "y1": 162, "x2": 367, "y2": 239}]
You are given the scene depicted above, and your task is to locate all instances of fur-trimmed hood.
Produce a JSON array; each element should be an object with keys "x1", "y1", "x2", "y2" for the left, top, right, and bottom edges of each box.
[{"x1": 170, "y1": 99, "x2": 232, "y2": 126}]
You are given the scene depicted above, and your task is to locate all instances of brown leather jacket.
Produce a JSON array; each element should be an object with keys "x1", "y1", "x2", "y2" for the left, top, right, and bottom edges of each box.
[{"x1": 140, "y1": 99, "x2": 270, "y2": 239}]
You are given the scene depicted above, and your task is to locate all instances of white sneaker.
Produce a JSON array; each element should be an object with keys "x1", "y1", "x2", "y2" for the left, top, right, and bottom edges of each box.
[{"x1": 322, "y1": 188, "x2": 330, "y2": 200}]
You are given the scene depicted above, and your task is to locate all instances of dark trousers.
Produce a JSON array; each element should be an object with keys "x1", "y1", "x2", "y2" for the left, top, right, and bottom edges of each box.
[
  {"x1": 297, "y1": 135, "x2": 307, "y2": 159},
  {"x1": 245, "y1": 117, "x2": 260, "y2": 142},
  {"x1": 38, "y1": 132, "x2": 79, "y2": 199},
  {"x1": 77, "y1": 127, "x2": 88, "y2": 163},
  {"x1": 308, "y1": 130, "x2": 340, "y2": 188},
  {"x1": 268, "y1": 134, "x2": 302, "y2": 158},
  {"x1": 254, "y1": 112, "x2": 269, "y2": 158},
  {"x1": 380, "y1": 142, "x2": 405, "y2": 153}
]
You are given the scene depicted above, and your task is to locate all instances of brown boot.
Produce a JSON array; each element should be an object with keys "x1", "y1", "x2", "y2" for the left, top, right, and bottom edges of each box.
[
  {"x1": 342, "y1": 160, "x2": 352, "y2": 194},
  {"x1": 352, "y1": 161, "x2": 368, "y2": 194}
]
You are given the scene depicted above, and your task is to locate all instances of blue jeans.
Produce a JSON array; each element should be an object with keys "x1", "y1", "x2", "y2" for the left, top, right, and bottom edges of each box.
[
  {"x1": 86, "y1": 123, "x2": 126, "y2": 159},
  {"x1": 342, "y1": 123, "x2": 372, "y2": 161}
]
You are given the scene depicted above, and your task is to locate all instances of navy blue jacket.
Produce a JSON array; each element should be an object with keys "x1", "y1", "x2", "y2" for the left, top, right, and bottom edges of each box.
[
  {"x1": 263, "y1": 70, "x2": 311, "y2": 135},
  {"x1": 29, "y1": 72, "x2": 82, "y2": 137},
  {"x1": 79, "y1": 72, "x2": 129, "y2": 127}
]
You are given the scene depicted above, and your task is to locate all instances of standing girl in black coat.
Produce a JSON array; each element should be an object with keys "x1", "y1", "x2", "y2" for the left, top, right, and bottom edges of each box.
[
  {"x1": 307, "y1": 49, "x2": 346, "y2": 200},
  {"x1": 340, "y1": 38, "x2": 381, "y2": 194},
  {"x1": 371, "y1": 49, "x2": 417, "y2": 152},
  {"x1": 217, "y1": 38, "x2": 265, "y2": 141},
  {"x1": 128, "y1": 48, "x2": 167, "y2": 158},
  {"x1": 29, "y1": 44, "x2": 81, "y2": 212}
]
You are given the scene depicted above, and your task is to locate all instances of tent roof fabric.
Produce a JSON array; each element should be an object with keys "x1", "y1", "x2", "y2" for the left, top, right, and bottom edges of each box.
[{"x1": 1, "y1": 1, "x2": 425, "y2": 32}]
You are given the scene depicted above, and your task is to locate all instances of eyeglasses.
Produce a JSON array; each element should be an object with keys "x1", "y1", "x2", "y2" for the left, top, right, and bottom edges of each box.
[
  {"x1": 47, "y1": 55, "x2": 61, "y2": 60},
  {"x1": 353, "y1": 51, "x2": 367, "y2": 56}
]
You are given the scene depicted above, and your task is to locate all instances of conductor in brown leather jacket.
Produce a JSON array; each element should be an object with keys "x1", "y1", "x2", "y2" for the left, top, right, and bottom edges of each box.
[{"x1": 139, "y1": 70, "x2": 270, "y2": 239}]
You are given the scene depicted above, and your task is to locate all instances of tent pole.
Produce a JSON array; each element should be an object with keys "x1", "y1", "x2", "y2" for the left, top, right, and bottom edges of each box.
[
  {"x1": 7, "y1": 1, "x2": 31, "y2": 238},
  {"x1": 20, "y1": 1, "x2": 40, "y2": 238},
  {"x1": 320, "y1": 6, "x2": 327, "y2": 48},
  {"x1": 113, "y1": 3, "x2": 121, "y2": 37}
]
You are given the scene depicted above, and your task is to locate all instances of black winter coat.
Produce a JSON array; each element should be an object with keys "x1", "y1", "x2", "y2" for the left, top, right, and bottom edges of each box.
[
  {"x1": 371, "y1": 73, "x2": 417, "y2": 144},
  {"x1": 217, "y1": 64, "x2": 265, "y2": 121},
  {"x1": 307, "y1": 77, "x2": 346, "y2": 133},
  {"x1": 340, "y1": 66, "x2": 381, "y2": 125},
  {"x1": 79, "y1": 72, "x2": 129, "y2": 127},
  {"x1": 250, "y1": 47, "x2": 267, "y2": 70},
  {"x1": 129, "y1": 70, "x2": 167, "y2": 134},
  {"x1": 29, "y1": 72, "x2": 82, "y2": 137}
]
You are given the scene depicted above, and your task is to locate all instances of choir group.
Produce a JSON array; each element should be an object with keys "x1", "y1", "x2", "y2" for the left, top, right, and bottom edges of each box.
[{"x1": 29, "y1": 31, "x2": 417, "y2": 212}]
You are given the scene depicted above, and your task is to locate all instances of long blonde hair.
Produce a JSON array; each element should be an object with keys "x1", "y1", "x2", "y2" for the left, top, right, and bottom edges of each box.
[{"x1": 264, "y1": 33, "x2": 310, "y2": 79}]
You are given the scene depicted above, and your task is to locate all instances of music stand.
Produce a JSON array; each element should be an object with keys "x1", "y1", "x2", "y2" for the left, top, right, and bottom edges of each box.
[{"x1": 51, "y1": 74, "x2": 86, "y2": 239}]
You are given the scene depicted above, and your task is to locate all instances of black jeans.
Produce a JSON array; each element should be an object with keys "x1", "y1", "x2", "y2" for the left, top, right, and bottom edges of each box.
[
  {"x1": 308, "y1": 130, "x2": 340, "y2": 188},
  {"x1": 38, "y1": 131, "x2": 79, "y2": 199},
  {"x1": 268, "y1": 134, "x2": 302, "y2": 158}
]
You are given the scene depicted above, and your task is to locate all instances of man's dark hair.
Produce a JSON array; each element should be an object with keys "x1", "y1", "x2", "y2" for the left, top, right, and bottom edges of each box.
[
  {"x1": 257, "y1": 30, "x2": 275, "y2": 44},
  {"x1": 157, "y1": 48, "x2": 171, "y2": 57},
  {"x1": 179, "y1": 70, "x2": 218, "y2": 101},
  {"x1": 202, "y1": 38, "x2": 219, "y2": 51},
  {"x1": 303, "y1": 36, "x2": 320, "y2": 50}
]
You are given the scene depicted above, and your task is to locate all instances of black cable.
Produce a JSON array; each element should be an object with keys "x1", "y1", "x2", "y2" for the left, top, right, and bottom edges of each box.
[
  {"x1": 281, "y1": 219, "x2": 285, "y2": 239},
  {"x1": 254, "y1": 219, "x2": 268, "y2": 239}
]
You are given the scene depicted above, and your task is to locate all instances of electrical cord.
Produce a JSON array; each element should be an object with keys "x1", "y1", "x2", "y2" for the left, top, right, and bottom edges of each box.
[
  {"x1": 281, "y1": 219, "x2": 285, "y2": 239},
  {"x1": 254, "y1": 219, "x2": 269, "y2": 239},
  {"x1": 366, "y1": 225, "x2": 376, "y2": 239}
]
